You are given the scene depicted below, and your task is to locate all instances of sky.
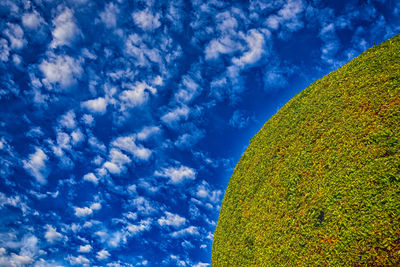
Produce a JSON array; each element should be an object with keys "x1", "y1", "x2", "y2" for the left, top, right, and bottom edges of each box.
[{"x1": 0, "y1": 0, "x2": 399, "y2": 266}]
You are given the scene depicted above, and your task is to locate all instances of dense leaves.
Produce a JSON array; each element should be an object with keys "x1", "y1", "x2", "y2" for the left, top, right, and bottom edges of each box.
[{"x1": 212, "y1": 34, "x2": 400, "y2": 266}]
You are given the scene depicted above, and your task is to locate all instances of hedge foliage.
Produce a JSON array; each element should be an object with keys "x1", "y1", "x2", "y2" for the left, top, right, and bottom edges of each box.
[{"x1": 212, "y1": 34, "x2": 400, "y2": 266}]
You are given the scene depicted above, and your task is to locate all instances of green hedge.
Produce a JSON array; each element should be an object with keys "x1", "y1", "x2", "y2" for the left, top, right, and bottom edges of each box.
[{"x1": 212, "y1": 34, "x2": 400, "y2": 266}]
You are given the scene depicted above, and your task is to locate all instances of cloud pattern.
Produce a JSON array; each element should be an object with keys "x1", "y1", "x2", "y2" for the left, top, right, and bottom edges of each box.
[{"x1": 0, "y1": 0, "x2": 399, "y2": 265}]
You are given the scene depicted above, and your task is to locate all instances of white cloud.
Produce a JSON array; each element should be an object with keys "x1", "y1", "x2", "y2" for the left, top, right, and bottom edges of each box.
[
  {"x1": 132, "y1": 9, "x2": 161, "y2": 31},
  {"x1": 195, "y1": 180, "x2": 222, "y2": 204},
  {"x1": 90, "y1": 202, "x2": 101, "y2": 210},
  {"x1": 74, "y1": 206, "x2": 93, "y2": 217},
  {"x1": 59, "y1": 110, "x2": 77, "y2": 130},
  {"x1": 266, "y1": 15, "x2": 280, "y2": 30},
  {"x1": 232, "y1": 29, "x2": 267, "y2": 67},
  {"x1": 0, "y1": 235, "x2": 39, "y2": 266},
  {"x1": 68, "y1": 255, "x2": 90, "y2": 265},
  {"x1": 112, "y1": 135, "x2": 152, "y2": 161},
  {"x1": 78, "y1": 244, "x2": 92, "y2": 253},
  {"x1": 71, "y1": 128, "x2": 85, "y2": 145},
  {"x1": 175, "y1": 127, "x2": 205, "y2": 149},
  {"x1": 1, "y1": 254, "x2": 33, "y2": 266},
  {"x1": 170, "y1": 226, "x2": 199, "y2": 238},
  {"x1": 23, "y1": 147, "x2": 49, "y2": 184},
  {"x1": 161, "y1": 105, "x2": 190, "y2": 126},
  {"x1": 4, "y1": 23, "x2": 26, "y2": 50},
  {"x1": 82, "y1": 114, "x2": 95, "y2": 126},
  {"x1": 88, "y1": 135, "x2": 106, "y2": 152},
  {"x1": 44, "y1": 225, "x2": 63, "y2": 243},
  {"x1": 137, "y1": 126, "x2": 160, "y2": 141},
  {"x1": 97, "y1": 249, "x2": 111, "y2": 260},
  {"x1": 103, "y1": 148, "x2": 131, "y2": 175},
  {"x1": 123, "y1": 33, "x2": 166, "y2": 68},
  {"x1": 0, "y1": 193, "x2": 29, "y2": 214},
  {"x1": 130, "y1": 196, "x2": 156, "y2": 215},
  {"x1": 22, "y1": 11, "x2": 44, "y2": 30},
  {"x1": 119, "y1": 81, "x2": 157, "y2": 109},
  {"x1": 81, "y1": 97, "x2": 107, "y2": 114},
  {"x1": 50, "y1": 8, "x2": 80, "y2": 48},
  {"x1": 40, "y1": 54, "x2": 83, "y2": 89},
  {"x1": 0, "y1": 38, "x2": 9, "y2": 62},
  {"x1": 126, "y1": 218, "x2": 152, "y2": 235},
  {"x1": 100, "y1": 3, "x2": 119, "y2": 28},
  {"x1": 205, "y1": 36, "x2": 239, "y2": 60},
  {"x1": 155, "y1": 165, "x2": 196, "y2": 184},
  {"x1": 158, "y1": 211, "x2": 186, "y2": 228},
  {"x1": 265, "y1": 0, "x2": 304, "y2": 32},
  {"x1": 175, "y1": 75, "x2": 201, "y2": 103},
  {"x1": 83, "y1": 172, "x2": 99, "y2": 185}
]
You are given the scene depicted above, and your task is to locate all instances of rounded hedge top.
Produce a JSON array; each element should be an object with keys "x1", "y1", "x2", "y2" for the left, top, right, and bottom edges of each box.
[{"x1": 212, "y1": 34, "x2": 400, "y2": 266}]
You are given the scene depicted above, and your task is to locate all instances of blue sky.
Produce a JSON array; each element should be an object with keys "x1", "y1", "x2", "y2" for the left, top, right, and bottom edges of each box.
[{"x1": 0, "y1": 0, "x2": 399, "y2": 266}]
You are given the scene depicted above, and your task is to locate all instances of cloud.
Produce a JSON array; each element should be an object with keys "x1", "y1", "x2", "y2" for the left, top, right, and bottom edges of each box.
[
  {"x1": 0, "y1": 193, "x2": 29, "y2": 214},
  {"x1": 119, "y1": 81, "x2": 157, "y2": 110},
  {"x1": 82, "y1": 114, "x2": 95, "y2": 126},
  {"x1": 74, "y1": 206, "x2": 93, "y2": 217},
  {"x1": 59, "y1": 110, "x2": 77, "y2": 129},
  {"x1": 81, "y1": 97, "x2": 107, "y2": 114},
  {"x1": 175, "y1": 127, "x2": 205, "y2": 149},
  {"x1": 74, "y1": 203, "x2": 102, "y2": 217},
  {"x1": 97, "y1": 249, "x2": 111, "y2": 260},
  {"x1": 161, "y1": 105, "x2": 190, "y2": 126},
  {"x1": 265, "y1": 0, "x2": 305, "y2": 33},
  {"x1": 126, "y1": 218, "x2": 152, "y2": 235},
  {"x1": 124, "y1": 34, "x2": 162, "y2": 67},
  {"x1": 78, "y1": 244, "x2": 92, "y2": 253},
  {"x1": 0, "y1": 254, "x2": 34, "y2": 266},
  {"x1": 175, "y1": 75, "x2": 201, "y2": 103},
  {"x1": 130, "y1": 196, "x2": 156, "y2": 215},
  {"x1": 50, "y1": 8, "x2": 80, "y2": 48},
  {"x1": 263, "y1": 65, "x2": 289, "y2": 89},
  {"x1": 229, "y1": 110, "x2": 251, "y2": 129},
  {"x1": 44, "y1": 225, "x2": 63, "y2": 243},
  {"x1": 71, "y1": 128, "x2": 85, "y2": 145},
  {"x1": 137, "y1": 126, "x2": 160, "y2": 141},
  {"x1": 23, "y1": 147, "x2": 49, "y2": 184},
  {"x1": 132, "y1": 9, "x2": 161, "y2": 31},
  {"x1": 0, "y1": 235, "x2": 39, "y2": 266},
  {"x1": 0, "y1": 38, "x2": 10, "y2": 62},
  {"x1": 195, "y1": 180, "x2": 222, "y2": 204},
  {"x1": 91, "y1": 202, "x2": 102, "y2": 210},
  {"x1": 232, "y1": 29, "x2": 267, "y2": 67},
  {"x1": 155, "y1": 165, "x2": 196, "y2": 184},
  {"x1": 22, "y1": 11, "x2": 44, "y2": 30},
  {"x1": 204, "y1": 11, "x2": 242, "y2": 60},
  {"x1": 99, "y1": 3, "x2": 119, "y2": 28},
  {"x1": 40, "y1": 54, "x2": 83, "y2": 89},
  {"x1": 68, "y1": 255, "x2": 90, "y2": 265},
  {"x1": 158, "y1": 211, "x2": 186, "y2": 228},
  {"x1": 4, "y1": 23, "x2": 26, "y2": 50},
  {"x1": 318, "y1": 22, "x2": 343, "y2": 67},
  {"x1": 103, "y1": 148, "x2": 132, "y2": 175},
  {"x1": 83, "y1": 172, "x2": 99, "y2": 185},
  {"x1": 170, "y1": 226, "x2": 199, "y2": 238},
  {"x1": 205, "y1": 36, "x2": 240, "y2": 60},
  {"x1": 112, "y1": 135, "x2": 152, "y2": 161},
  {"x1": 88, "y1": 135, "x2": 106, "y2": 152}
]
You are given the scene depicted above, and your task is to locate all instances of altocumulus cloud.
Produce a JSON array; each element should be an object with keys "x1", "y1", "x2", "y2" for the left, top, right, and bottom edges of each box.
[
  {"x1": 0, "y1": 0, "x2": 398, "y2": 265},
  {"x1": 23, "y1": 147, "x2": 49, "y2": 184},
  {"x1": 155, "y1": 165, "x2": 196, "y2": 184}
]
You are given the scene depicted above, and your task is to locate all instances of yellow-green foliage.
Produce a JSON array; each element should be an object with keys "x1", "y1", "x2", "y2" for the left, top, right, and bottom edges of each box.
[{"x1": 212, "y1": 34, "x2": 400, "y2": 266}]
